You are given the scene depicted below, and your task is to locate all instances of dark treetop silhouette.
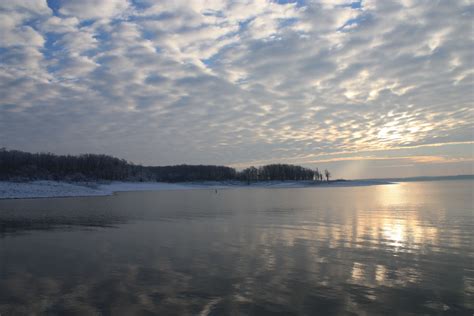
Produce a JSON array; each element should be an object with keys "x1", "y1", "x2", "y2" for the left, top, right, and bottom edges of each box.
[{"x1": 0, "y1": 149, "x2": 327, "y2": 183}]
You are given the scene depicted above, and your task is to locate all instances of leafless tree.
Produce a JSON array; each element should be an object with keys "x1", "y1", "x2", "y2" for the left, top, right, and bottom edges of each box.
[{"x1": 324, "y1": 169, "x2": 331, "y2": 182}]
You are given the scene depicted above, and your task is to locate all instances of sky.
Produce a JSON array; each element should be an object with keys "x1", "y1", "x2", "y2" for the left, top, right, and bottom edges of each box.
[{"x1": 0, "y1": 0, "x2": 473, "y2": 179}]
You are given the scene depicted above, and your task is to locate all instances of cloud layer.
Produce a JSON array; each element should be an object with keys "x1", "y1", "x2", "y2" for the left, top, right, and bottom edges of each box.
[{"x1": 1, "y1": 0, "x2": 473, "y2": 177}]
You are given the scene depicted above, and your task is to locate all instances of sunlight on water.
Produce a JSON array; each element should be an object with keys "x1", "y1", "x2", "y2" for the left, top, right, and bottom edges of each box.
[
  {"x1": 383, "y1": 220, "x2": 405, "y2": 248},
  {"x1": 0, "y1": 180, "x2": 473, "y2": 315},
  {"x1": 375, "y1": 181, "x2": 407, "y2": 205}
]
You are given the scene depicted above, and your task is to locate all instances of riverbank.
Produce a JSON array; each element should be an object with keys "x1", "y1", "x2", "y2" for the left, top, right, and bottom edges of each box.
[{"x1": 0, "y1": 179, "x2": 393, "y2": 199}]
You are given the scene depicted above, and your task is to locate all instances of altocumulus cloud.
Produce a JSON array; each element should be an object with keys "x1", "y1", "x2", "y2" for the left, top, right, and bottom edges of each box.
[{"x1": 0, "y1": 0, "x2": 473, "y2": 178}]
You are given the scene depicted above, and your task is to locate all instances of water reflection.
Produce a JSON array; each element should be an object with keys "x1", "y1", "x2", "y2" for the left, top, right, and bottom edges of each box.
[{"x1": 0, "y1": 181, "x2": 473, "y2": 315}]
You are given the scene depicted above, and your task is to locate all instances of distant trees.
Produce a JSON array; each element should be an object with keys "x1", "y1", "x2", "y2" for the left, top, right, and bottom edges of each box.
[
  {"x1": 324, "y1": 169, "x2": 331, "y2": 182},
  {"x1": 237, "y1": 164, "x2": 318, "y2": 183},
  {"x1": 257, "y1": 164, "x2": 316, "y2": 181},
  {"x1": 150, "y1": 165, "x2": 237, "y2": 182},
  {"x1": 0, "y1": 149, "x2": 332, "y2": 183},
  {"x1": 315, "y1": 168, "x2": 323, "y2": 181},
  {"x1": 0, "y1": 149, "x2": 130, "y2": 181},
  {"x1": 240, "y1": 166, "x2": 258, "y2": 184}
]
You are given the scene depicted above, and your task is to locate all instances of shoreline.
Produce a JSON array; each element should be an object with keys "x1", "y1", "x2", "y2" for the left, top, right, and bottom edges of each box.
[{"x1": 0, "y1": 180, "x2": 393, "y2": 200}]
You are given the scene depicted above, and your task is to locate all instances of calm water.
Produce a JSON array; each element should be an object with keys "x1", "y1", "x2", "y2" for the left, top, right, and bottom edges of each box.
[{"x1": 0, "y1": 181, "x2": 473, "y2": 315}]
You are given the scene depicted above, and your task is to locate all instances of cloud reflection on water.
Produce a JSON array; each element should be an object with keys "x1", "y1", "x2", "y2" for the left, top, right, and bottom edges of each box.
[{"x1": 0, "y1": 181, "x2": 473, "y2": 314}]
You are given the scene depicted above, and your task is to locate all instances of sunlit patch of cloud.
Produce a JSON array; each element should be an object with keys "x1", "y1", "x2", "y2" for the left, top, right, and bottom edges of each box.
[{"x1": 0, "y1": 0, "x2": 472, "y2": 177}]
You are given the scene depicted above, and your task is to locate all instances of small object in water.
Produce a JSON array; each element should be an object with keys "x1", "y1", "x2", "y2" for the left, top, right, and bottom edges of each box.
[{"x1": 215, "y1": 189, "x2": 218, "y2": 194}]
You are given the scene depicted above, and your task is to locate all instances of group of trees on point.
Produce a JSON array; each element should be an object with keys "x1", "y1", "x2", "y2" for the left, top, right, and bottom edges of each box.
[
  {"x1": 0, "y1": 148, "x2": 332, "y2": 183},
  {"x1": 238, "y1": 164, "x2": 330, "y2": 183}
]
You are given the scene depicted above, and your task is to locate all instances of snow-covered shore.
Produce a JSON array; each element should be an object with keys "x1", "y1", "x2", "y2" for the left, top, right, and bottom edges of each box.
[{"x1": 0, "y1": 180, "x2": 392, "y2": 199}]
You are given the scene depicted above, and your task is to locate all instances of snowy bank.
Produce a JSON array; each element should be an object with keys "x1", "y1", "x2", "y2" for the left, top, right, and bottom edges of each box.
[
  {"x1": 0, "y1": 181, "x2": 195, "y2": 199},
  {"x1": 0, "y1": 180, "x2": 392, "y2": 199}
]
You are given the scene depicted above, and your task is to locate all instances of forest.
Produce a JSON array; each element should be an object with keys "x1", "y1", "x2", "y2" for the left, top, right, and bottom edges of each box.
[{"x1": 0, "y1": 148, "x2": 331, "y2": 183}]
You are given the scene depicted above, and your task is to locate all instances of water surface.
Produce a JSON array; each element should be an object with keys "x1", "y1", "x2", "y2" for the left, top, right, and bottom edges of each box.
[{"x1": 0, "y1": 181, "x2": 473, "y2": 315}]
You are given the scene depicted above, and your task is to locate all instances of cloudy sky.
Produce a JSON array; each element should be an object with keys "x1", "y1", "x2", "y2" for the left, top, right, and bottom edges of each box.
[{"x1": 1, "y1": 0, "x2": 473, "y2": 179}]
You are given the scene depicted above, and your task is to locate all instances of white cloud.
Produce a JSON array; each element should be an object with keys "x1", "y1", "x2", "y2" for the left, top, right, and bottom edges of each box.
[
  {"x1": 0, "y1": 0, "x2": 51, "y2": 14},
  {"x1": 42, "y1": 16, "x2": 79, "y2": 33},
  {"x1": 0, "y1": 0, "x2": 472, "y2": 177},
  {"x1": 58, "y1": 0, "x2": 130, "y2": 20}
]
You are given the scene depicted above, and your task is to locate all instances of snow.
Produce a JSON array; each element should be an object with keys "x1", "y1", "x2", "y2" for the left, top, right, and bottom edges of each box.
[
  {"x1": 0, "y1": 181, "x2": 194, "y2": 199},
  {"x1": 0, "y1": 180, "x2": 392, "y2": 199}
]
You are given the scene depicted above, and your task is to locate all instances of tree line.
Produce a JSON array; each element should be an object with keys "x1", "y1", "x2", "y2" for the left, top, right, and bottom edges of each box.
[
  {"x1": 238, "y1": 165, "x2": 330, "y2": 183},
  {"x1": 0, "y1": 148, "x2": 331, "y2": 183}
]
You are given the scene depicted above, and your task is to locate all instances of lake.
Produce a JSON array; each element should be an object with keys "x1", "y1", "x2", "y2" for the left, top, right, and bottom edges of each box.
[{"x1": 0, "y1": 180, "x2": 473, "y2": 315}]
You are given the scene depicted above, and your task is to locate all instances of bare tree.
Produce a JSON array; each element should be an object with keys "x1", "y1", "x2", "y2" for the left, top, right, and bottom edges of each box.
[
  {"x1": 314, "y1": 168, "x2": 319, "y2": 181},
  {"x1": 324, "y1": 169, "x2": 331, "y2": 182}
]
